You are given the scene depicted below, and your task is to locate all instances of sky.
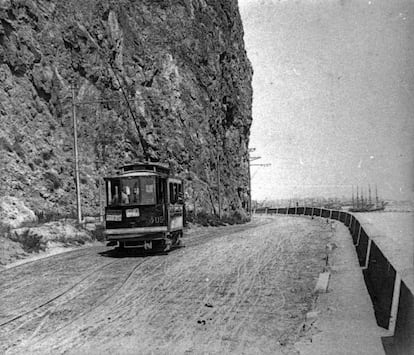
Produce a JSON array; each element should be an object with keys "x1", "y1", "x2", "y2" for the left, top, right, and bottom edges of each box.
[{"x1": 238, "y1": 0, "x2": 414, "y2": 201}]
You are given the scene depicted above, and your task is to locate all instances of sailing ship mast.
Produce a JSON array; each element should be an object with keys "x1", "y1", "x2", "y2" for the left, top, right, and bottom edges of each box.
[
  {"x1": 350, "y1": 184, "x2": 385, "y2": 212},
  {"x1": 361, "y1": 188, "x2": 365, "y2": 207},
  {"x1": 356, "y1": 186, "x2": 359, "y2": 209},
  {"x1": 368, "y1": 184, "x2": 372, "y2": 206},
  {"x1": 352, "y1": 185, "x2": 355, "y2": 208}
]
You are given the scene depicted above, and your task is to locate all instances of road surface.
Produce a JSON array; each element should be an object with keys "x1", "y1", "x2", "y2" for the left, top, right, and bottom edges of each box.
[{"x1": 0, "y1": 216, "x2": 333, "y2": 354}]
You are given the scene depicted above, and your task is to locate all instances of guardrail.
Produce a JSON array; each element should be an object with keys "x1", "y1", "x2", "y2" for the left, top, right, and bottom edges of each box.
[{"x1": 255, "y1": 207, "x2": 413, "y2": 351}]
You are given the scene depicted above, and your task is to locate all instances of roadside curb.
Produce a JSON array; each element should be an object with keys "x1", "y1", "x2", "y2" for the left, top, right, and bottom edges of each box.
[
  {"x1": 314, "y1": 272, "x2": 330, "y2": 293},
  {"x1": 295, "y1": 221, "x2": 386, "y2": 355}
]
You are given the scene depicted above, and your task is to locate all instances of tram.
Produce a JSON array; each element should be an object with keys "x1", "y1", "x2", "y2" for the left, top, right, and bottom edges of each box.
[{"x1": 103, "y1": 162, "x2": 184, "y2": 251}]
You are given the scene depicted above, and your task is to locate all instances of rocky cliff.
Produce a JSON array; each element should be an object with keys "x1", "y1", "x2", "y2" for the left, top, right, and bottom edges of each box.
[{"x1": 0, "y1": 0, "x2": 252, "y2": 218}]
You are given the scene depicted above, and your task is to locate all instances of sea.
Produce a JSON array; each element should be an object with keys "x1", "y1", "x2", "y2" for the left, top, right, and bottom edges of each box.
[{"x1": 355, "y1": 200, "x2": 414, "y2": 290}]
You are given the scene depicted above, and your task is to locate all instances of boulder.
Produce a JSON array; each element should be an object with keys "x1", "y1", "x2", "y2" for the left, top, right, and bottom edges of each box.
[
  {"x1": 10, "y1": 220, "x2": 92, "y2": 252},
  {"x1": 0, "y1": 236, "x2": 28, "y2": 266},
  {"x1": 0, "y1": 196, "x2": 37, "y2": 229}
]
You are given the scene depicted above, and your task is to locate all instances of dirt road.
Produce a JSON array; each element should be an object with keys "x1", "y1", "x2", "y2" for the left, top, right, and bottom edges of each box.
[{"x1": 0, "y1": 216, "x2": 333, "y2": 354}]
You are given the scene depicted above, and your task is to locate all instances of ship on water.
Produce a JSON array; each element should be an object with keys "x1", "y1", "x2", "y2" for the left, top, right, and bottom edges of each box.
[{"x1": 349, "y1": 185, "x2": 387, "y2": 212}]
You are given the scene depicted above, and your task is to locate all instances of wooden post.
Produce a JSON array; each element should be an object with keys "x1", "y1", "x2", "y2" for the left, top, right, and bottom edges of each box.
[
  {"x1": 356, "y1": 225, "x2": 362, "y2": 246},
  {"x1": 348, "y1": 215, "x2": 353, "y2": 234},
  {"x1": 354, "y1": 218, "x2": 358, "y2": 237},
  {"x1": 217, "y1": 152, "x2": 221, "y2": 219},
  {"x1": 389, "y1": 273, "x2": 402, "y2": 334},
  {"x1": 248, "y1": 158, "x2": 252, "y2": 217},
  {"x1": 99, "y1": 178, "x2": 105, "y2": 223},
  {"x1": 363, "y1": 239, "x2": 372, "y2": 269},
  {"x1": 72, "y1": 86, "x2": 82, "y2": 224},
  {"x1": 350, "y1": 215, "x2": 354, "y2": 234}
]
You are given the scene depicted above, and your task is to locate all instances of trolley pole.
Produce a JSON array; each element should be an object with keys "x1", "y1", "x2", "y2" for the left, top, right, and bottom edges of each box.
[
  {"x1": 69, "y1": 95, "x2": 142, "y2": 225},
  {"x1": 72, "y1": 86, "x2": 82, "y2": 224}
]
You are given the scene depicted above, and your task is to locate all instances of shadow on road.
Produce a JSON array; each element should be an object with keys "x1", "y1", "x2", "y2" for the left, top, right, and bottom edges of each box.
[{"x1": 99, "y1": 245, "x2": 184, "y2": 258}]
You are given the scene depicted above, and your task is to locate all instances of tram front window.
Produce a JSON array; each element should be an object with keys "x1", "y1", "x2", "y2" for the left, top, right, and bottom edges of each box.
[{"x1": 107, "y1": 176, "x2": 156, "y2": 206}]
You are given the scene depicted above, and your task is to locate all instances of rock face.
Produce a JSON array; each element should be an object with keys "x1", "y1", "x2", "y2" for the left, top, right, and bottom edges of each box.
[{"x1": 0, "y1": 0, "x2": 252, "y2": 217}]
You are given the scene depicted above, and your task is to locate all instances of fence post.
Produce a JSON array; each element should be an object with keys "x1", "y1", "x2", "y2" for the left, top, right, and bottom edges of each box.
[
  {"x1": 363, "y1": 239, "x2": 372, "y2": 269},
  {"x1": 389, "y1": 273, "x2": 402, "y2": 334},
  {"x1": 356, "y1": 225, "x2": 362, "y2": 246},
  {"x1": 350, "y1": 215, "x2": 354, "y2": 234}
]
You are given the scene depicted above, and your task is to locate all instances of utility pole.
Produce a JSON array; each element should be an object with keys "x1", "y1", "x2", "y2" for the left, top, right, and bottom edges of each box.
[
  {"x1": 248, "y1": 148, "x2": 270, "y2": 216},
  {"x1": 217, "y1": 151, "x2": 221, "y2": 219},
  {"x1": 72, "y1": 86, "x2": 82, "y2": 224},
  {"x1": 70, "y1": 96, "x2": 142, "y2": 224},
  {"x1": 248, "y1": 148, "x2": 256, "y2": 216},
  {"x1": 248, "y1": 155, "x2": 261, "y2": 215},
  {"x1": 95, "y1": 158, "x2": 105, "y2": 223}
]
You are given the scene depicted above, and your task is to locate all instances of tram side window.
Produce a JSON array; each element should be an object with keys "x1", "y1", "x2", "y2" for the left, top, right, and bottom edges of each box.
[
  {"x1": 157, "y1": 178, "x2": 166, "y2": 204},
  {"x1": 169, "y1": 182, "x2": 182, "y2": 204},
  {"x1": 107, "y1": 179, "x2": 121, "y2": 206},
  {"x1": 177, "y1": 184, "x2": 183, "y2": 201},
  {"x1": 169, "y1": 183, "x2": 175, "y2": 204},
  {"x1": 140, "y1": 176, "x2": 156, "y2": 205}
]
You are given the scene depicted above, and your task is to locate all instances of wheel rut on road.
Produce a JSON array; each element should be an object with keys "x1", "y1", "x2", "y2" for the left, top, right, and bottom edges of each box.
[
  {"x1": 1, "y1": 217, "x2": 332, "y2": 355},
  {"x1": 0, "y1": 252, "x2": 163, "y2": 353}
]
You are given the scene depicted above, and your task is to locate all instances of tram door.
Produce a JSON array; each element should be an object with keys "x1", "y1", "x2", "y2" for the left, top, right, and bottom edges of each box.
[{"x1": 168, "y1": 179, "x2": 184, "y2": 231}]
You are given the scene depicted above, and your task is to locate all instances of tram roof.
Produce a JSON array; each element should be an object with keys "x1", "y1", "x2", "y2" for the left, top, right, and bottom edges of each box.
[
  {"x1": 104, "y1": 162, "x2": 176, "y2": 180},
  {"x1": 110, "y1": 171, "x2": 158, "y2": 178},
  {"x1": 121, "y1": 162, "x2": 170, "y2": 174}
]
